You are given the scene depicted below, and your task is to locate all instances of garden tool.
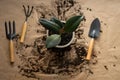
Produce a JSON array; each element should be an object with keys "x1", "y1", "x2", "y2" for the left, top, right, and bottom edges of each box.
[
  {"x1": 20, "y1": 5, "x2": 33, "y2": 43},
  {"x1": 86, "y1": 18, "x2": 100, "y2": 60},
  {"x1": 5, "y1": 21, "x2": 16, "y2": 63}
]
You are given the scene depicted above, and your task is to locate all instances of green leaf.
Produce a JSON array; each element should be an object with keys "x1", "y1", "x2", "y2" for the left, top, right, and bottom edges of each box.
[
  {"x1": 46, "y1": 34, "x2": 61, "y2": 48},
  {"x1": 39, "y1": 18, "x2": 61, "y2": 33},
  {"x1": 64, "y1": 16, "x2": 84, "y2": 33},
  {"x1": 50, "y1": 17, "x2": 64, "y2": 28}
]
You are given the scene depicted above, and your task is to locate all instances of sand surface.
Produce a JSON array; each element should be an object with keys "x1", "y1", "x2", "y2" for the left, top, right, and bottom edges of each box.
[{"x1": 0, "y1": 0, "x2": 120, "y2": 80}]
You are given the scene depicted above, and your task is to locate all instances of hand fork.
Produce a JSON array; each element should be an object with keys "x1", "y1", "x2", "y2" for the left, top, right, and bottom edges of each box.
[
  {"x1": 20, "y1": 5, "x2": 33, "y2": 43},
  {"x1": 5, "y1": 21, "x2": 16, "y2": 63}
]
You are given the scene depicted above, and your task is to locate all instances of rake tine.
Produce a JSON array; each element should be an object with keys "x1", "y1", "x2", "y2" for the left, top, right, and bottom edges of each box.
[
  {"x1": 13, "y1": 21, "x2": 15, "y2": 34},
  {"x1": 9, "y1": 21, "x2": 11, "y2": 34},
  {"x1": 5, "y1": 21, "x2": 8, "y2": 38},
  {"x1": 28, "y1": 6, "x2": 34, "y2": 17},
  {"x1": 27, "y1": 5, "x2": 30, "y2": 17},
  {"x1": 23, "y1": 5, "x2": 27, "y2": 16}
]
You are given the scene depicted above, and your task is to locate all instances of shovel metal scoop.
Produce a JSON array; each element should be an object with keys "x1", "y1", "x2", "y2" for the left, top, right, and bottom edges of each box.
[
  {"x1": 86, "y1": 18, "x2": 100, "y2": 60},
  {"x1": 20, "y1": 5, "x2": 33, "y2": 43},
  {"x1": 5, "y1": 21, "x2": 16, "y2": 63}
]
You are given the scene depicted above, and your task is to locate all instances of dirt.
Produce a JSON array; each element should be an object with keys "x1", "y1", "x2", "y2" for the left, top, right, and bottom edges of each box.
[
  {"x1": 15, "y1": 22, "x2": 94, "y2": 79},
  {"x1": 1, "y1": 0, "x2": 120, "y2": 80},
  {"x1": 14, "y1": 0, "x2": 96, "y2": 79},
  {"x1": 16, "y1": 28, "x2": 88, "y2": 78}
]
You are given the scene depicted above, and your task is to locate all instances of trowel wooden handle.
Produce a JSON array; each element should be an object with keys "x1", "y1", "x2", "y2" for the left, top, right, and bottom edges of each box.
[
  {"x1": 10, "y1": 40, "x2": 14, "y2": 63},
  {"x1": 20, "y1": 21, "x2": 27, "y2": 43},
  {"x1": 86, "y1": 38, "x2": 94, "y2": 60}
]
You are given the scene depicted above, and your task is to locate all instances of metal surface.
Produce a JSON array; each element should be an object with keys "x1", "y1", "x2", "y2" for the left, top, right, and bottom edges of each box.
[
  {"x1": 5, "y1": 21, "x2": 16, "y2": 40},
  {"x1": 23, "y1": 5, "x2": 33, "y2": 21},
  {"x1": 5, "y1": 21, "x2": 16, "y2": 63},
  {"x1": 88, "y1": 18, "x2": 100, "y2": 38}
]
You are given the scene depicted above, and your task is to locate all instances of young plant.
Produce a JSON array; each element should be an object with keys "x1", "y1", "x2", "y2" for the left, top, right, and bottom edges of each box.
[{"x1": 39, "y1": 15, "x2": 84, "y2": 48}]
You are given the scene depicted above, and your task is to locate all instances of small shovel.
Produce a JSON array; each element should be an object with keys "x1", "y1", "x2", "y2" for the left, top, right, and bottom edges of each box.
[{"x1": 86, "y1": 18, "x2": 100, "y2": 60}]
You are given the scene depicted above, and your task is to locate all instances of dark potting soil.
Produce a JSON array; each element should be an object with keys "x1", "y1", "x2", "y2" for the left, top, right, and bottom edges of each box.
[{"x1": 59, "y1": 32, "x2": 73, "y2": 45}]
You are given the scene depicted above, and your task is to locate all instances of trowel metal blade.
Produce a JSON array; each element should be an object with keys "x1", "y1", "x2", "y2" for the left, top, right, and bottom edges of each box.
[{"x1": 89, "y1": 18, "x2": 100, "y2": 38}]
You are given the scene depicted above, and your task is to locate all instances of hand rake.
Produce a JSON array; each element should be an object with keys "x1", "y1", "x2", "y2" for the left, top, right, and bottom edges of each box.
[
  {"x1": 20, "y1": 5, "x2": 33, "y2": 43},
  {"x1": 5, "y1": 21, "x2": 16, "y2": 63}
]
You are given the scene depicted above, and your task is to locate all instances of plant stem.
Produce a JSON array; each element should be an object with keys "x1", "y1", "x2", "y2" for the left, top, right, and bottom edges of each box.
[{"x1": 59, "y1": 28, "x2": 65, "y2": 34}]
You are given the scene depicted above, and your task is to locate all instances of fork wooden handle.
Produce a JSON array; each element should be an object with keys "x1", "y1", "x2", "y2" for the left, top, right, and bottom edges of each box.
[
  {"x1": 10, "y1": 40, "x2": 14, "y2": 63},
  {"x1": 20, "y1": 21, "x2": 27, "y2": 43},
  {"x1": 86, "y1": 38, "x2": 94, "y2": 60}
]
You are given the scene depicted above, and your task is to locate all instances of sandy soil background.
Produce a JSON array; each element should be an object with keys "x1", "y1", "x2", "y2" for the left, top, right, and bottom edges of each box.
[{"x1": 0, "y1": 0, "x2": 120, "y2": 80}]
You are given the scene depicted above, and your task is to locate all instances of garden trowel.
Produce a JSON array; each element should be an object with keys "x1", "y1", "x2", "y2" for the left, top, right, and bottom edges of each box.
[{"x1": 86, "y1": 18, "x2": 100, "y2": 60}]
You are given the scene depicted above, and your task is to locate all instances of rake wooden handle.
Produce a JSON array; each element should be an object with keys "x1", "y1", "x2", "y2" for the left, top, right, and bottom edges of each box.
[
  {"x1": 10, "y1": 40, "x2": 14, "y2": 63},
  {"x1": 20, "y1": 21, "x2": 27, "y2": 43},
  {"x1": 86, "y1": 38, "x2": 94, "y2": 60}
]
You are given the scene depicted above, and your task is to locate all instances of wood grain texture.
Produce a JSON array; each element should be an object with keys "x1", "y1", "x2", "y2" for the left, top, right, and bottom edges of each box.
[
  {"x1": 86, "y1": 38, "x2": 94, "y2": 60},
  {"x1": 20, "y1": 21, "x2": 27, "y2": 43},
  {"x1": 10, "y1": 40, "x2": 14, "y2": 63}
]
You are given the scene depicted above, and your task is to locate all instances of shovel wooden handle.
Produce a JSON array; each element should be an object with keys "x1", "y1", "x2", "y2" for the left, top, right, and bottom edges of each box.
[
  {"x1": 86, "y1": 38, "x2": 94, "y2": 60},
  {"x1": 10, "y1": 40, "x2": 14, "y2": 63},
  {"x1": 20, "y1": 21, "x2": 27, "y2": 43}
]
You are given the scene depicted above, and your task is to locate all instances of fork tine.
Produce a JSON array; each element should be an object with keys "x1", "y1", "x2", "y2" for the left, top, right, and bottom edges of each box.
[
  {"x1": 9, "y1": 21, "x2": 11, "y2": 34},
  {"x1": 13, "y1": 21, "x2": 15, "y2": 34},
  {"x1": 5, "y1": 21, "x2": 8, "y2": 38}
]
